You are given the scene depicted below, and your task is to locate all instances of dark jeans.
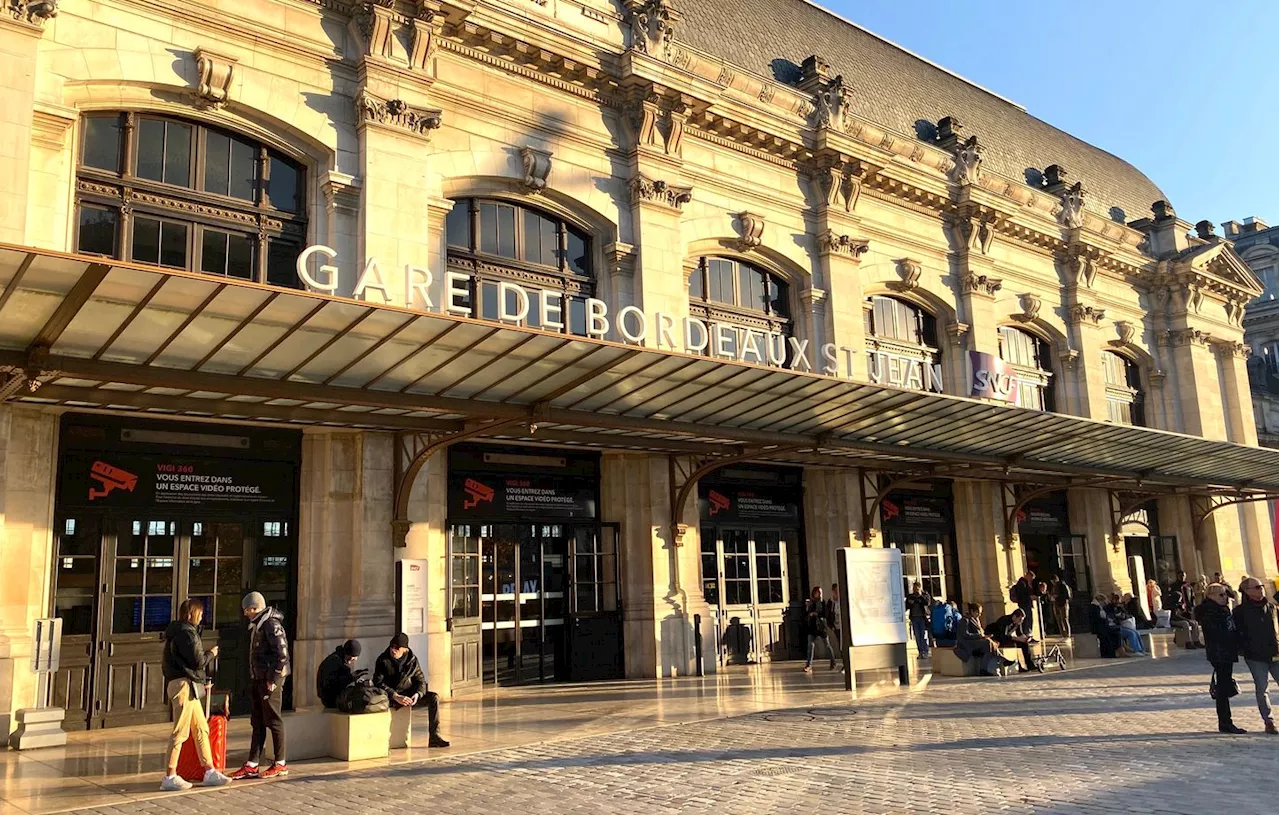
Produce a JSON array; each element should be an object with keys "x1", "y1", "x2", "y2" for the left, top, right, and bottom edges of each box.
[
  {"x1": 248, "y1": 679, "x2": 285, "y2": 764},
  {"x1": 1017, "y1": 604, "x2": 1034, "y2": 635},
  {"x1": 1211, "y1": 661, "x2": 1235, "y2": 729},
  {"x1": 996, "y1": 637, "x2": 1034, "y2": 670},
  {"x1": 910, "y1": 618, "x2": 930, "y2": 655},
  {"x1": 393, "y1": 690, "x2": 442, "y2": 736}
]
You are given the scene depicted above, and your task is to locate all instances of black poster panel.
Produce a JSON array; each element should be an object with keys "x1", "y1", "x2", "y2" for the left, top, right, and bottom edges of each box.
[
  {"x1": 880, "y1": 492, "x2": 952, "y2": 534},
  {"x1": 699, "y1": 484, "x2": 800, "y2": 524},
  {"x1": 448, "y1": 472, "x2": 597, "y2": 520},
  {"x1": 1017, "y1": 492, "x2": 1070, "y2": 535},
  {"x1": 57, "y1": 453, "x2": 296, "y2": 511}
]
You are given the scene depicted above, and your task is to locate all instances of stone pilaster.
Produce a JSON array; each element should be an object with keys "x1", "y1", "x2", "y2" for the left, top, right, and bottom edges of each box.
[
  {"x1": 294, "y1": 431, "x2": 396, "y2": 706},
  {"x1": 1063, "y1": 302, "x2": 1109, "y2": 419},
  {"x1": 402, "y1": 450, "x2": 450, "y2": 697},
  {"x1": 952, "y1": 481, "x2": 1014, "y2": 614},
  {"x1": 1067, "y1": 487, "x2": 1125, "y2": 597},
  {"x1": 0, "y1": 14, "x2": 43, "y2": 245},
  {"x1": 809, "y1": 148, "x2": 870, "y2": 379},
  {"x1": 1160, "y1": 328, "x2": 1225, "y2": 439},
  {"x1": 801, "y1": 467, "x2": 864, "y2": 591}
]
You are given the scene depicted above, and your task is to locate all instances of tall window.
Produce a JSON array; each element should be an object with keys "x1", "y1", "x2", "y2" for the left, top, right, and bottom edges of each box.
[
  {"x1": 445, "y1": 197, "x2": 593, "y2": 335},
  {"x1": 1102, "y1": 351, "x2": 1145, "y2": 426},
  {"x1": 75, "y1": 113, "x2": 307, "y2": 287},
  {"x1": 864, "y1": 296, "x2": 942, "y2": 391},
  {"x1": 687, "y1": 257, "x2": 791, "y2": 360},
  {"x1": 998, "y1": 326, "x2": 1055, "y2": 411}
]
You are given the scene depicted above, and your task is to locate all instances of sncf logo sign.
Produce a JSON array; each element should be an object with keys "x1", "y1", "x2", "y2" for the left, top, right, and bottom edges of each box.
[
  {"x1": 89, "y1": 461, "x2": 138, "y2": 501},
  {"x1": 707, "y1": 489, "x2": 731, "y2": 516},
  {"x1": 463, "y1": 478, "x2": 495, "y2": 509}
]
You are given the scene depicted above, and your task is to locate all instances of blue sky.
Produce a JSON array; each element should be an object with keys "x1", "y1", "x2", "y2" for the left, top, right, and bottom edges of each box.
[{"x1": 822, "y1": 1, "x2": 1279, "y2": 229}]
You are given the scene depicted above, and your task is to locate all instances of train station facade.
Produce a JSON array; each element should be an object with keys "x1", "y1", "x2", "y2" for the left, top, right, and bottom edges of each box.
[{"x1": 0, "y1": 0, "x2": 1275, "y2": 734}]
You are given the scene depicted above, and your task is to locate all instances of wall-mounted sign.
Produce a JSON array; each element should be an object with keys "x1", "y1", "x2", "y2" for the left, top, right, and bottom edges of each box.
[
  {"x1": 866, "y1": 350, "x2": 944, "y2": 393},
  {"x1": 698, "y1": 485, "x2": 801, "y2": 523},
  {"x1": 447, "y1": 472, "x2": 597, "y2": 520},
  {"x1": 880, "y1": 493, "x2": 953, "y2": 534},
  {"x1": 57, "y1": 453, "x2": 296, "y2": 510},
  {"x1": 969, "y1": 350, "x2": 1020, "y2": 403},
  {"x1": 839, "y1": 547, "x2": 907, "y2": 647},
  {"x1": 1016, "y1": 491, "x2": 1070, "y2": 536}
]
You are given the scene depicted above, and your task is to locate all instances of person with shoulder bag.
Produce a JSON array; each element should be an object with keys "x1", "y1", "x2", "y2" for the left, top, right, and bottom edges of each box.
[
  {"x1": 1196, "y1": 583, "x2": 1245, "y2": 734},
  {"x1": 803, "y1": 586, "x2": 835, "y2": 673},
  {"x1": 1232, "y1": 577, "x2": 1279, "y2": 735},
  {"x1": 159, "y1": 598, "x2": 231, "y2": 791}
]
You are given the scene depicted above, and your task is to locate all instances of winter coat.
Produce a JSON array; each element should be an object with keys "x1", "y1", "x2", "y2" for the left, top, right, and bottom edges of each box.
[
  {"x1": 316, "y1": 647, "x2": 357, "y2": 709},
  {"x1": 1013, "y1": 578, "x2": 1035, "y2": 609},
  {"x1": 1232, "y1": 599, "x2": 1279, "y2": 663},
  {"x1": 983, "y1": 613, "x2": 1020, "y2": 642},
  {"x1": 248, "y1": 607, "x2": 291, "y2": 685},
  {"x1": 954, "y1": 616, "x2": 992, "y2": 661},
  {"x1": 904, "y1": 592, "x2": 931, "y2": 620},
  {"x1": 804, "y1": 598, "x2": 829, "y2": 636},
  {"x1": 162, "y1": 620, "x2": 212, "y2": 686},
  {"x1": 373, "y1": 648, "x2": 428, "y2": 707},
  {"x1": 1195, "y1": 599, "x2": 1239, "y2": 665}
]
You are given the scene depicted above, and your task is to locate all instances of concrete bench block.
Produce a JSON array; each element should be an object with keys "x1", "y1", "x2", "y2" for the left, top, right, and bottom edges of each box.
[
  {"x1": 390, "y1": 706, "x2": 412, "y2": 749},
  {"x1": 326, "y1": 709, "x2": 391, "y2": 761},
  {"x1": 932, "y1": 648, "x2": 978, "y2": 677},
  {"x1": 1071, "y1": 633, "x2": 1101, "y2": 659},
  {"x1": 282, "y1": 709, "x2": 329, "y2": 761},
  {"x1": 9, "y1": 707, "x2": 67, "y2": 750}
]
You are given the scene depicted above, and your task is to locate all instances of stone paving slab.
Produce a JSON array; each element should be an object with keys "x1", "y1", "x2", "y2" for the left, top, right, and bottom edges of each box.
[{"x1": 45, "y1": 656, "x2": 1280, "y2": 815}]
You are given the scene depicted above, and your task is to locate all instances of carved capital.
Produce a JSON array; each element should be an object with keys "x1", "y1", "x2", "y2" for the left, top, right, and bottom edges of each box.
[
  {"x1": 628, "y1": 172, "x2": 691, "y2": 210},
  {"x1": 193, "y1": 47, "x2": 238, "y2": 111},
  {"x1": 893, "y1": 258, "x2": 922, "y2": 292},
  {"x1": 1015, "y1": 292, "x2": 1041, "y2": 323},
  {"x1": 816, "y1": 229, "x2": 868, "y2": 260},
  {"x1": 812, "y1": 153, "x2": 866, "y2": 213},
  {"x1": 1163, "y1": 328, "x2": 1214, "y2": 348},
  {"x1": 518, "y1": 146, "x2": 552, "y2": 194},
  {"x1": 1148, "y1": 369, "x2": 1167, "y2": 388},
  {"x1": 606, "y1": 242, "x2": 637, "y2": 278},
  {"x1": 356, "y1": 91, "x2": 442, "y2": 138},
  {"x1": 960, "y1": 273, "x2": 1002, "y2": 298},
  {"x1": 800, "y1": 287, "x2": 828, "y2": 313},
  {"x1": 1213, "y1": 340, "x2": 1251, "y2": 360},
  {"x1": 736, "y1": 211, "x2": 765, "y2": 252},
  {"x1": 624, "y1": 0, "x2": 680, "y2": 59},
  {"x1": 1066, "y1": 303, "x2": 1106, "y2": 327},
  {"x1": 5, "y1": 0, "x2": 57, "y2": 27}
]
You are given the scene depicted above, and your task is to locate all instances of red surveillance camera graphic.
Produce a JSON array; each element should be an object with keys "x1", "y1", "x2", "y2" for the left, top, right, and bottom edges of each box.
[
  {"x1": 463, "y1": 478, "x2": 495, "y2": 509},
  {"x1": 708, "y1": 490, "x2": 731, "y2": 516},
  {"x1": 89, "y1": 461, "x2": 138, "y2": 501}
]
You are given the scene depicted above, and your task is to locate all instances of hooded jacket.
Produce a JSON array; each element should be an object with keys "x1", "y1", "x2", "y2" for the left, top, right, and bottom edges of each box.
[
  {"x1": 162, "y1": 620, "x2": 212, "y2": 686},
  {"x1": 316, "y1": 646, "x2": 357, "y2": 709},
  {"x1": 373, "y1": 647, "x2": 427, "y2": 706},
  {"x1": 1195, "y1": 598, "x2": 1238, "y2": 665},
  {"x1": 1232, "y1": 598, "x2": 1279, "y2": 663},
  {"x1": 248, "y1": 607, "x2": 290, "y2": 685}
]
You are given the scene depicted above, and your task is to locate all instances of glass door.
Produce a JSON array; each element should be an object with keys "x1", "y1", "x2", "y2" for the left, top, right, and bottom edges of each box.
[
  {"x1": 701, "y1": 527, "x2": 791, "y2": 663},
  {"x1": 568, "y1": 523, "x2": 622, "y2": 681},
  {"x1": 48, "y1": 516, "x2": 101, "y2": 729},
  {"x1": 448, "y1": 525, "x2": 483, "y2": 692}
]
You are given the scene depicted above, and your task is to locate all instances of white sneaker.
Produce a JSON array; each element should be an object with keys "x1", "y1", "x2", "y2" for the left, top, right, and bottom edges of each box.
[
  {"x1": 202, "y1": 768, "x2": 232, "y2": 787},
  {"x1": 160, "y1": 775, "x2": 193, "y2": 791}
]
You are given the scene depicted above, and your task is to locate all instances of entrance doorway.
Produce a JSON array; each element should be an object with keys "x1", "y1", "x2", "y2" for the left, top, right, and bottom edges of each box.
[
  {"x1": 1022, "y1": 534, "x2": 1091, "y2": 634},
  {"x1": 448, "y1": 522, "x2": 621, "y2": 688},
  {"x1": 699, "y1": 525, "x2": 796, "y2": 663},
  {"x1": 1124, "y1": 535, "x2": 1181, "y2": 595}
]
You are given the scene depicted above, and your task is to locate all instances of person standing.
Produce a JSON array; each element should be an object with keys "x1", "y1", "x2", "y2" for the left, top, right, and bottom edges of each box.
[
  {"x1": 1167, "y1": 571, "x2": 1194, "y2": 616},
  {"x1": 827, "y1": 583, "x2": 843, "y2": 670},
  {"x1": 803, "y1": 586, "x2": 835, "y2": 672},
  {"x1": 159, "y1": 598, "x2": 231, "y2": 791},
  {"x1": 230, "y1": 592, "x2": 291, "y2": 779},
  {"x1": 1196, "y1": 583, "x2": 1246, "y2": 734},
  {"x1": 316, "y1": 639, "x2": 361, "y2": 709},
  {"x1": 1233, "y1": 577, "x2": 1279, "y2": 735},
  {"x1": 1012, "y1": 571, "x2": 1037, "y2": 635},
  {"x1": 904, "y1": 581, "x2": 932, "y2": 658},
  {"x1": 1049, "y1": 574, "x2": 1072, "y2": 637},
  {"x1": 374, "y1": 633, "x2": 450, "y2": 747}
]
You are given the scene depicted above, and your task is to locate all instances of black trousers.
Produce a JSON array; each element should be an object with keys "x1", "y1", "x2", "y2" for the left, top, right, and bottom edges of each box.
[
  {"x1": 248, "y1": 679, "x2": 285, "y2": 764},
  {"x1": 1211, "y1": 661, "x2": 1235, "y2": 729},
  {"x1": 392, "y1": 690, "x2": 441, "y2": 736},
  {"x1": 997, "y1": 637, "x2": 1034, "y2": 669}
]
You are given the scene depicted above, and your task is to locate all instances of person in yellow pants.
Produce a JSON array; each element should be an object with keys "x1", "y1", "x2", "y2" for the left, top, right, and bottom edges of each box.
[{"x1": 161, "y1": 598, "x2": 231, "y2": 791}]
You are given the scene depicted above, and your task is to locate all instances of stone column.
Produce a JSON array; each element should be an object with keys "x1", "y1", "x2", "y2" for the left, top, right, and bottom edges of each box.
[
  {"x1": 952, "y1": 481, "x2": 1014, "y2": 614},
  {"x1": 401, "y1": 450, "x2": 450, "y2": 697},
  {"x1": 0, "y1": 405, "x2": 58, "y2": 738},
  {"x1": 1064, "y1": 305, "x2": 1110, "y2": 419},
  {"x1": 802, "y1": 468, "x2": 864, "y2": 591},
  {"x1": 1214, "y1": 341, "x2": 1275, "y2": 580},
  {"x1": 0, "y1": 14, "x2": 44, "y2": 245},
  {"x1": 293, "y1": 431, "x2": 397, "y2": 706},
  {"x1": 1068, "y1": 487, "x2": 1125, "y2": 597},
  {"x1": 809, "y1": 148, "x2": 870, "y2": 381}
]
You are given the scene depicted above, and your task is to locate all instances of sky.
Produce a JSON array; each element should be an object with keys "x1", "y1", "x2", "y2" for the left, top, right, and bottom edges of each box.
[{"x1": 821, "y1": 0, "x2": 1280, "y2": 229}]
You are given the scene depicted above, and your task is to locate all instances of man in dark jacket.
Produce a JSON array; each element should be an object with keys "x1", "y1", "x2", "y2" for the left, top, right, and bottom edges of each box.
[
  {"x1": 1167, "y1": 571, "x2": 1194, "y2": 615},
  {"x1": 904, "y1": 582, "x2": 932, "y2": 658},
  {"x1": 374, "y1": 633, "x2": 448, "y2": 747},
  {"x1": 1196, "y1": 583, "x2": 1245, "y2": 734},
  {"x1": 230, "y1": 592, "x2": 291, "y2": 780},
  {"x1": 316, "y1": 639, "x2": 361, "y2": 709},
  {"x1": 1233, "y1": 577, "x2": 1279, "y2": 735},
  {"x1": 1049, "y1": 575, "x2": 1072, "y2": 637},
  {"x1": 985, "y1": 608, "x2": 1036, "y2": 672},
  {"x1": 1012, "y1": 571, "x2": 1037, "y2": 635}
]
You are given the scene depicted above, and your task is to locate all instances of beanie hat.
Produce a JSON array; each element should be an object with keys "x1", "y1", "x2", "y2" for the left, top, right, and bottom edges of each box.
[
  {"x1": 342, "y1": 639, "x2": 362, "y2": 658},
  {"x1": 242, "y1": 591, "x2": 266, "y2": 610},
  {"x1": 390, "y1": 632, "x2": 409, "y2": 649}
]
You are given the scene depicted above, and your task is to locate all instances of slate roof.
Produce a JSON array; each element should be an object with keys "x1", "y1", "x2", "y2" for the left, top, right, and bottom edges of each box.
[{"x1": 675, "y1": 0, "x2": 1167, "y2": 222}]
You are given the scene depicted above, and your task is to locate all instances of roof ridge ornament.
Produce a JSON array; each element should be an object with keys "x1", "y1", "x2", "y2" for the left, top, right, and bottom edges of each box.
[
  {"x1": 624, "y1": 0, "x2": 680, "y2": 59},
  {"x1": 1057, "y1": 181, "x2": 1086, "y2": 230},
  {"x1": 947, "y1": 135, "x2": 983, "y2": 185}
]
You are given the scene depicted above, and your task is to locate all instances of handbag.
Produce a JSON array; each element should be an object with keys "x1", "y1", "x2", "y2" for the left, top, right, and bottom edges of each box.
[{"x1": 1210, "y1": 670, "x2": 1240, "y2": 700}]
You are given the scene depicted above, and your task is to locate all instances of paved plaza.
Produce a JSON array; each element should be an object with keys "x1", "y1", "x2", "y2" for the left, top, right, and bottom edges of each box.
[{"x1": 23, "y1": 654, "x2": 1277, "y2": 815}]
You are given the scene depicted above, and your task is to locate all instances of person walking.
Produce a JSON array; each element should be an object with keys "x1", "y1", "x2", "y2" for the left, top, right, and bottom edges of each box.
[
  {"x1": 230, "y1": 592, "x2": 291, "y2": 779},
  {"x1": 1196, "y1": 583, "x2": 1246, "y2": 734},
  {"x1": 905, "y1": 581, "x2": 932, "y2": 658},
  {"x1": 374, "y1": 633, "x2": 450, "y2": 747},
  {"x1": 316, "y1": 639, "x2": 361, "y2": 709},
  {"x1": 1049, "y1": 574, "x2": 1072, "y2": 637},
  {"x1": 803, "y1": 586, "x2": 835, "y2": 672},
  {"x1": 827, "y1": 583, "x2": 843, "y2": 670},
  {"x1": 159, "y1": 598, "x2": 231, "y2": 791},
  {"x1": 1233, "y1": 577, "x2": 1279, "y2": 735}
]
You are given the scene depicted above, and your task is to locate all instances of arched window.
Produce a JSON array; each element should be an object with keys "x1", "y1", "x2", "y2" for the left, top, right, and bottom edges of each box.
[
  {"x1": 445, "y1": 197, "x2": 593, "y2": 334},
  {"x1": 1102, "y1": 351, "x2": 1145, "y2": 426},
  {"x1": 997, "y1": 326, "x2": 1055, "y2": 411},
  {"x1": 863, "y1": 296, "x2": 942, "y2": 391},
  {"x1": 74, "y1": 113, "x2": 307, "y2": 287},
  {"x1": 687, "y1": 257, "x2": 791, "y2": 360}
]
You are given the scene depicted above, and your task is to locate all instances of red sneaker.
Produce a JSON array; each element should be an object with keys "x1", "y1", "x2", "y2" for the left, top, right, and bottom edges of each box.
[
  {"x1": 261, "y1": 763, "x2": 289, "y2": 779},
  {"x1": 229, "y1": 764, "x2": 260, "y2": 781}
]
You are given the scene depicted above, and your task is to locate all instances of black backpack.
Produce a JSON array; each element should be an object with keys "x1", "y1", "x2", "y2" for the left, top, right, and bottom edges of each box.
[{"x1": 337, "y1": 672, "x2": 389, "y2": 714}]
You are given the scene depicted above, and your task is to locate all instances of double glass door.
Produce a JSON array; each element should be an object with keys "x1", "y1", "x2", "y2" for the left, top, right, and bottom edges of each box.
[
  {"x1": 49, "y1": 514, "x2": 294, "y2": 728},
  {"x1": 700, "y1": 526, "x2": 795, "y2": 663}
]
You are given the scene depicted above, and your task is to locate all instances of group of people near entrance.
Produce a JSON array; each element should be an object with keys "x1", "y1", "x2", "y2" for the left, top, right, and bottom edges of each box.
[{"x1": 158, "y1": 592, "x2": 448, "y2": 792}]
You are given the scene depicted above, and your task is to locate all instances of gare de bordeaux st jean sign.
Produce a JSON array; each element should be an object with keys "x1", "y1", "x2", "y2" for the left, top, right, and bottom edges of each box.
[{"x1": 295, "y1": 246, "x2": 1019, "y2": 400}]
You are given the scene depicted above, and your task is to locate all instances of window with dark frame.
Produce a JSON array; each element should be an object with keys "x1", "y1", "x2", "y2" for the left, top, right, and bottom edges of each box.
[
  {"x1": 1102, "y1": 351, "x2": 1145, "y2": 427},
  {"x1": 445, "y1": 197, "x2": 594, "y2": 335},
  {"x1": 74, "y1": 112, "x2": 307, "y2": 288},
  {"x1": 687, "y1": 256, "x2": 792, "y2": 360},
  {"x1": 997, "y1": 325, "x2": 1056, "y2": 412}
]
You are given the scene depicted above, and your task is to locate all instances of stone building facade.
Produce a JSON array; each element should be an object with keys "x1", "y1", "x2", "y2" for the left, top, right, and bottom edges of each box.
[{"x1": 1, "y1": 0, "x2": 1275, "y2": 734}]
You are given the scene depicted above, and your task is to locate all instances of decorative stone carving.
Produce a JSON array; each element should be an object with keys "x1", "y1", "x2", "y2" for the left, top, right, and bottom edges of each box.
[
  {"x1": 814, "y1": 155, "x2": 866, "y2": 213},
  {"x1": 1015, "y1": 293, "x2": 1041, "y2": 322},
  {"x1": 1164, "y1": 328, "x2": 1213, "y2": 347},
  {"x1": 1225, "y1": 296, "x2": 1247, "y2": 327},
  {"x1": 945, "y1": 320, "x2": 970, "y2": 345},
  {"x1": 1057, "y1": 181, "x2": 1086, "y2": 230},
  {"x1": 1213, "y1": 340, "x2": 1250, "y2": 360},
  {"x1": 1113, "y1": 321, "x2": 1136, "y2": 347},
  {"x1": 1182, "y1": 282, "x2": 1205, "y2": 314},
  {"x1": 628, "y1": 173, "x2": 691, "y2": 210},
  {"x1": 517, "y1": 146, "x2": 552, "y2": 194},
  {"x1": 624, "y1": 0, "x2": 679, "y2": 58},
  {"x1": 800, "y1": 287, "x2": 828, "y2": 314},
  {"x1": 816, "y1": 230, "x2": 868, "y2": 260},
  {"x1": 605, "y1": 242, "x2": 637, "y2": 277},
  {"x1": 811, "y1": 74, "x2": 852, "y2": 132},
  {"x1": 736, "y1": 212, "x2": 765, "y2": 251},
  {"x1": 192, "y1": 48, "x2": 238, "y2": 111},
  {"x1": 1065, "y1": 250, "x2": 1097, "y2": 289},
  {"x1": 1151, "y1": 199, "x2": 1177, "y2": 222},
  {"x1": 6, "y1": 0, "x2": 57, "y2": 26},
  {"x1": 1067, "y1": 304, "x2": 1106, "y2": 327},
  {"x1": 1060, "y1": 348, "x2": 1080, "y2": 370},
  {"x1": 953, "y1": 211, "x2": 996, "y2": 255},
  {"x1": 894, "y1": 258, "x2": 922, "y2": 291},
  {"x1": 1195, "y1": 220, "x2": 1216, "y2": 241},
  {"x1": 947, "y1": 135, "x2": 983, "y2": 185},
  {"x1": 623, "y1": 88, "x2": 663, "y2": 151},
  {"x1": 664, "y1": 97, "x2": 689, "y2": 157},
  {"x1": 351, "y1": 1, "x2": 396, "y2": 59},
  {"x1": 321, "y1": 171, "x2": 361, "y2": 214},
  {"x1": 355, "y1": 91, "x2": 443, "y2": 137},
  {"x1": 960, "y1": 273, "x2": 1002, "y2": 298},
  {"x1": 409, "y1": 2, "x2": 445, "y2": 71},
  {"x1": 1041, "y1": 164, "x2": 1069, "y2": 192}
]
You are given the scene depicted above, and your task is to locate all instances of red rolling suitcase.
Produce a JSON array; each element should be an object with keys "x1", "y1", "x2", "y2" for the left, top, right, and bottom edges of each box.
[{"x1": 176, "y1": 685, "x2": 230, "y2": 782}]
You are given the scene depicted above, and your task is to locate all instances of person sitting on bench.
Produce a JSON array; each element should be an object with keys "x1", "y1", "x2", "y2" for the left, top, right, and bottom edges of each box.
[
  {"x1": 985, "y1": 608, "x2": 1037, "y2": 673},
  {"x1": 1088, "y1": 593, "x2": 1122, "y2": 658},
  {"x1": 316, "y1": 639, "x2": 361, "y2": 709},
  {"x1": 955, "y1": 603, "x2": 1017, "y2": 677},
  {"x1": 931, "y1": 600, "x2": 960, "y2": 647},
  {"x1": 374, "y1": 633, "x2": 449, "y2": 748}
]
